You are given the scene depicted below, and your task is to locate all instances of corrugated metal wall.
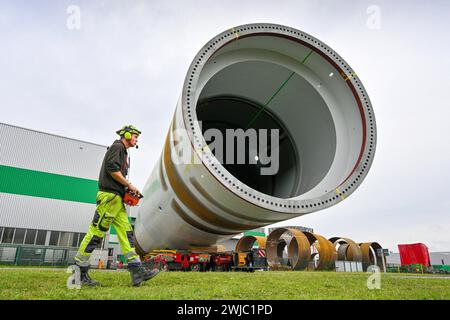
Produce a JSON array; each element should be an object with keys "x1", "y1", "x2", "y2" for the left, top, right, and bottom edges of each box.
[
  {"x1": 0, "y1": 193, "x2": 96, "y2": 232},
  {"x1": 0, "y1": 122, "x2": 107, "y2": 232},
  {"x1": 0, "y1": 123, "x2": 106, "y2": 179}
]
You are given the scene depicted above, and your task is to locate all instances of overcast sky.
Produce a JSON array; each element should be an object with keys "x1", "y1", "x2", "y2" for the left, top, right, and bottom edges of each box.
[{"x1": 1, "y1": 0, "x2": 449, "y2": 252}]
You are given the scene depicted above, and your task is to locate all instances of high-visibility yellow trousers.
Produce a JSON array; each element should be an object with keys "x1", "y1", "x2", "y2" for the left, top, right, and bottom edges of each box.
[{"x1": 75, "y1": 191, "x2": 139, "y2": 267}]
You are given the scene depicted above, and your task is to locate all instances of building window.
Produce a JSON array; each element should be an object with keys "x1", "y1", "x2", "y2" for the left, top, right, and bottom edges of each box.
[
  {"x1": 35, "y1": 230, "x2": 47, "y2": 246},
  {"x1": 59, "y1": 232, "x2": 73, "y2": 247},
  {"x1": 49, "y1": 231, "x2": 60, "y2": 246},
  {"x1": 13, "y1": 228, "x2": 26, "y2": 244},
  {"x1": 25, "y1": 229, "x2": 37, "y2": 245},
  {"x1": 72, "y1": 233, "x2": 79, "y2": 248},
  {"x1": 2, "y1": 228, "x2": 15, "y2": 244},
  {"x1": 0, "y1": 227, "x2": 3, "y2": 241}
]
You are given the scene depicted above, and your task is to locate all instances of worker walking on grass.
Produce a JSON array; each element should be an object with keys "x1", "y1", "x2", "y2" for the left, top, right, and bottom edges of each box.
[{"x1": 74, "y1": 125, "x2": 159, "y2": 287}]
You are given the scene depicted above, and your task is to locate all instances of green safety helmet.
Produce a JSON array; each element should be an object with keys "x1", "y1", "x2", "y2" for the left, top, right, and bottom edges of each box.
[{"x1": 116, "y1": 125, "x2": 142, "y2": 140}]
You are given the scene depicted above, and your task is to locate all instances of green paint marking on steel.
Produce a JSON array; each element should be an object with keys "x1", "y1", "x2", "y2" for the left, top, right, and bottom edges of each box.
[
  {"x1": 0, "y1": 165, "x2": 98, "y2": 204},
  {"x1": 300, "y1": 49, "x2": 314, "y2": 64},
  {"x1": 244, "y1": 72, "x2": 295, "y2": 130},
  {"x1": 244, "y1": 50, "x2": 314, "y2": 130}
]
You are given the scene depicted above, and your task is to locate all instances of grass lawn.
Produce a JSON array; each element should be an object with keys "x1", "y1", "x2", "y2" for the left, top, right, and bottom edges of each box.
[{"x1": 0, "y1": 267, "x2": 449, "y2": 300}]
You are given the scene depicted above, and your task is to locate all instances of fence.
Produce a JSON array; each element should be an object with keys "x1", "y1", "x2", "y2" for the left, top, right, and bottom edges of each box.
[
  {"x1": 386, "y1": 263, "x2": 427, "y2": 273},
  {"x1": 386, "y1": 263, "x2": 450, "y2": 274}
]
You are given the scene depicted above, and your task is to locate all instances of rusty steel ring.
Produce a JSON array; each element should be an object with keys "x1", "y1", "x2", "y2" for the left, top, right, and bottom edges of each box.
[
  {"x1": 329, "y1": 237, "x2": 362, "y2": 262},
  {"x1": 267, "y1": 228, "x2": 309, "y2": 270},
  {"x1": 337, "y1": 243, "x2": 349, "y2": 260},
  {"x1": 359, "y1": 242, "x2": 384, "y2": 271},
  {"x1": 267, "y1": 228, "x2": 337, "y2": 270},
  {"x1": 301, "y1": 232, "x2": 337, "y2": 270},
  {"x1": 235, "y1": 235, "x2": 267, "y2": 252}
]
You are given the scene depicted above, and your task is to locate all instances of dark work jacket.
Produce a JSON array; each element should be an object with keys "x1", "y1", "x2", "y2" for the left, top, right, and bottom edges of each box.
[{"x1": 98, "y1": 140, "x2": 129, "y2": 197}]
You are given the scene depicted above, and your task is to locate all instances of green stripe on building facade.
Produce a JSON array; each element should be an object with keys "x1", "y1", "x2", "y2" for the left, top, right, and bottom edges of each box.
[{"x1": 0, "y1": 165, "x2": 98, "y2": 204}]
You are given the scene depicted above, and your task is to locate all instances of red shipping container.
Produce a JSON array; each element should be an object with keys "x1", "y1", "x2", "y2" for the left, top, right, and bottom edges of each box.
[{"x1": 398, "y1": 243, "x2": 431, "y2": 267}]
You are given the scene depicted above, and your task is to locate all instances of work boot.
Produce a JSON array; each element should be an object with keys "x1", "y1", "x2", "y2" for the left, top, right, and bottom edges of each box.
[
  {"x1": 128, "y1": 262, "x2": 160, "y2": 287},
  {"x1": 78, "y1": 265, "x2": 101, "y2": 287}
]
